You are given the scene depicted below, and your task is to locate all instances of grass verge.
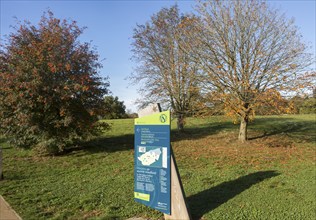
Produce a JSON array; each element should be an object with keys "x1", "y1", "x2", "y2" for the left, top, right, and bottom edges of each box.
[{"x1": 0, "y1": 114, "x2": 315, "y2": 219}]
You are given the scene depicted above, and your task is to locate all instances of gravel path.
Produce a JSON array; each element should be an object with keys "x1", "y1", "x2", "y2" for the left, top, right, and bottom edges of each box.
[{"x1": 0, "y1": 196, "x2": 22, "y2": 220}]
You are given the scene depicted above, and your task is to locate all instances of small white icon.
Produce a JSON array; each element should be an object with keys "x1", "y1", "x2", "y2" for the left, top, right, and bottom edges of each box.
[{"x1": 139, "y1": 146, "x2": 146, "y2": 153}]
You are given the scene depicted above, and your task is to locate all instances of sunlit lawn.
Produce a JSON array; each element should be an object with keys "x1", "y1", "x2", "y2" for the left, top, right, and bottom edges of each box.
[{"x1": 0, "y1": 114, "x2": 315, "y2": 219}]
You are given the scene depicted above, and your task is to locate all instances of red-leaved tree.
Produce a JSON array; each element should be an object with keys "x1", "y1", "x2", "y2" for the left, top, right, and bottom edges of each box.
[{"x1": 0, "y1": 11, "x2": 109, "y2": 154}]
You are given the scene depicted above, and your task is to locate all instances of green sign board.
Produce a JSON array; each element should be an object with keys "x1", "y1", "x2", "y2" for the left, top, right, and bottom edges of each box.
[{"x1": 134, "y1": 111, "x2": 171, "y2": 214}]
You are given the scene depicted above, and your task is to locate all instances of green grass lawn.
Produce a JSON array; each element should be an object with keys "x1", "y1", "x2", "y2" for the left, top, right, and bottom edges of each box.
[{"x1": 0, "y1": 114, "x2": 315, "y2": 219}]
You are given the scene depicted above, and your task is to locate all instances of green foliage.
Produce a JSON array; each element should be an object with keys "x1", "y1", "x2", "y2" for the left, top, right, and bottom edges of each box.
[
  {"x1": 103, "y1": 96, "x2": 127, "y2": 119},
  {"x1": 0, "y1": 11, "x2": 109, "y2": 154},
  {"x1": 290, "y1": 95, "x2": 306, "y2": 114},
  {"x1": 299, "y1": 97, "x2": 316, "y2": 114},
  {"x1": 290, "y1": 96, "x2": 316, "y2": 114},
  {"x1": 126, "y1": 112, "x2": 138, "y2": 118}
]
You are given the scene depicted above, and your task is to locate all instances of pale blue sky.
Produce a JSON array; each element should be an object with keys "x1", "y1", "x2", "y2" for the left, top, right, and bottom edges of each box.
[{"x1": 1, "y1": 0, "x2": 315, "y2": 112}]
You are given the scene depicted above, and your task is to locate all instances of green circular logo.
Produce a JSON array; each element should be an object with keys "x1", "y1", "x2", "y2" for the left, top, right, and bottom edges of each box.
[{"x1": 160, "y1": 114, "x2": 167, "y2": 123}]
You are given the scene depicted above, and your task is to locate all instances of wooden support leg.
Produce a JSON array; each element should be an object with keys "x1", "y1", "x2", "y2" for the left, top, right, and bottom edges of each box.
[{"x1": 164, "y1": 149, "x2": 191, "y2": 220}]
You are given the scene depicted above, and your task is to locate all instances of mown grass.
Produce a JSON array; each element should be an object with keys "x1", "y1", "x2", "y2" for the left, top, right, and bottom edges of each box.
[{"x1": 0, "y1": 114, "x2": 315, "y2": 219}]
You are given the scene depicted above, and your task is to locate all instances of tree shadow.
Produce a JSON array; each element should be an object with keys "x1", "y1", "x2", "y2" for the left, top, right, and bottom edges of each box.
[
  {"x1": 83, "y1": 134, "x2": 134, "y2": 153},
  {"x1": 61, "y1": 121, "x2": 235, "y2": 156},
  {"x1": 57, "y1": 134, "x2": 135, "y2": 156},
  {"x1": 0, "y1": 137, "x2": 10, "y2": 145},
  {"x1": 187, "y1": 170, "x2": 280, "y2": 220},
  {"x1": 0, "y1": 146, "x2": 11, "y2": 150},
  {"x1": 58, "y1": 116, "x2": 315, "y2": 155},
  {"x1": 248, "y1": 118, "x2": 316, "y2": 142},
  {"x1": 0, "y1": 173, "x2": 29, "y2": 181},
  {"x1": 171, "y1": 121, "x2": 235, "y2": 142}
]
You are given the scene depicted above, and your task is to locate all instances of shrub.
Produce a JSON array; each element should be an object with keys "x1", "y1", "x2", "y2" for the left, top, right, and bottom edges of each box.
[
  {"x1": 0, "y1": 11, "x2": 109, "y2": 154},
  {"x1": 300, "y1": 98, "x2": 316, "y2": 114},
  {"x1": 103, "y1": 96, "x2": 128, "y2": 119}
]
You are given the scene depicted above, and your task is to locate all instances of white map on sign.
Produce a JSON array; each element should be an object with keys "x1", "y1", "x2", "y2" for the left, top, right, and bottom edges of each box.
[{"x1": 138, "y1": 148, "x2": 162, "y2": 166}]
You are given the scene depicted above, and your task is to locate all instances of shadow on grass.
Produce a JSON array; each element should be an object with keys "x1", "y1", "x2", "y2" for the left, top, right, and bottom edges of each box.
[
  {"x1": 61, "y1": 116, "x2": 315, "y2": 155},
  {"x1": 188, "y1": 171, "x2": 280, "y2": 220},
  {"x1": 61, "y1": 121, "x2": 235, "y2": 155},
  {"x1": 58, "y1": 134, "x2": 135, "y2": 156},
  {"x1": 173, "y1": 116, "x2": 315, "y2": 143},
  {"x1": 84, "y1": 134, "x2": 134, "y2": 153},
  {"x1": 0, "y1": 137, "x2": 10, "y2": 145},
  {"x1": 171, "y1": 121, "x2": 235, "y2": 142},
  {"x1": 0, "y1": 146, "x2": 11, "y2": 150},
  {"x1": 249, "y1": 118, "x2": 316, "y2": 142}
]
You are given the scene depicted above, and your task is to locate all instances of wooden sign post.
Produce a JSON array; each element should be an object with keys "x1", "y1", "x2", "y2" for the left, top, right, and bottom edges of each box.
[
  {"x1": 135, "y1": 103, "x2": 191, "y2": 220},
  {"x1": 164, "y1": 149, "x2": 191, "y2": 220}
]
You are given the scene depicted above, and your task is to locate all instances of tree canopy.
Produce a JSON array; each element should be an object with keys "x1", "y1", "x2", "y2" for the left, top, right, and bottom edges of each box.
[
  {"x1": 103, "y1": 95, "x2": 127, "y2": 119},
  {"x1": 130, "y1": 5, "x2": 201, "y2": 131},
  {"x1": 192, "y1": 0, "x2": 314, "y2": 141},
  {"x1": 130, "y1": 1, "x2": 314, "y2": 140},
  {"x1": 0, "y1": 11, "x2": 109, "y2": 154}
]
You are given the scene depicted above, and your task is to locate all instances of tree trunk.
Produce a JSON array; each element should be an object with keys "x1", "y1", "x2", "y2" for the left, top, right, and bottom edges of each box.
[
  {"x1": 238, "y1": 115, "x2": 248, "y2": 142},
  {"x1": 177, "y1": 114, "x2": 184, "y2": 132}
]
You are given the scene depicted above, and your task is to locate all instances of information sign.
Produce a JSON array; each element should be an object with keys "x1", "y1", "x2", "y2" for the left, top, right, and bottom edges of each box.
[{"x1": 134, "y1": 111, "x2": 171, "y2": 214}]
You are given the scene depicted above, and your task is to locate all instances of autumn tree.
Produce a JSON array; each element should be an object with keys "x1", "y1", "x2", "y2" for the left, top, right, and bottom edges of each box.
[
  {"x1": 130, "y1": 5, "x2": 201, "y2": 131},
  {"x1": 299, "y1": 97, "x2": 316, "y2": 114},
  {"x1": 103, "y1": 95, "x2": 127, "y2": 119},
  {"x1": 193, "y1": 0, "x2": 314, "y2": 141},
  {"x1": 0, "y1": 11, "x2": 109, "y2": 154}
]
